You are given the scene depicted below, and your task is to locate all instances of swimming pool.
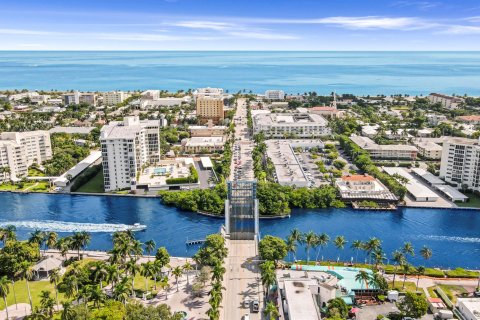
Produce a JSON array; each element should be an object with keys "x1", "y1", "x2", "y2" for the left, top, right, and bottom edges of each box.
[{"x1": 153, "y1": 167, "x2": 167, "y2": 175}]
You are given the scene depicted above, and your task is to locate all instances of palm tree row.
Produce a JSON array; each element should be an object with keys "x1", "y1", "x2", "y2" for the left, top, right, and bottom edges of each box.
[{"x1": 286, "y1": 228, "x2": 432, "y2": 273}]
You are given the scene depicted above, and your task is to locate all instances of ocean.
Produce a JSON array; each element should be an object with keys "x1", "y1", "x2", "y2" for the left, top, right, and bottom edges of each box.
[{"x1": 0, "y1": 51, "x2": 480, "y2": 95}]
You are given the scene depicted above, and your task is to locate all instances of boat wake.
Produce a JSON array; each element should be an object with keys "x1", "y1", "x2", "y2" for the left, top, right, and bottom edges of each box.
[
  {"x1": 416, "y1": 234, "x2": 480, "y2": 243},
  {"x1": 0, "y1": 220, "x2": 146, "y2": 233}
]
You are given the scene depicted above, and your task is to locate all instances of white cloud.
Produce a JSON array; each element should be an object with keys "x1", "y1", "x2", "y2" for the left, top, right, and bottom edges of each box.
[
  {"x1": 440, "y1": 25, "x2": 480, "y2": 34},
  {"x1": 390, "y1": 1, "x2": 441, "y2": 10},
  {"x1": 312, "y1": 16, "x2": 431, "y2": 30},
  {"x1": 226, "y1": 31, "x2": 298, "y2": 40},
  {"x1": 0, "y1": 28, "x2": 62, "y2": 36},
  {"x1": 170, "y1": 20, "x2": 237, "y2": 31}
]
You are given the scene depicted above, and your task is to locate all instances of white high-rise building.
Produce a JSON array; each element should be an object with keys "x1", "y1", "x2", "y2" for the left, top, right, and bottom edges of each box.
[
  {"x1": 100, "y1": 116, "x2": 161, "y2": 191},
  {"x1": 440, "y1": 137, "x2": 480, "y2": 191},
  {"x1": 193, "y1": 87, "x2": 223, "y2": 100},
  {"x1": 0, "y1": 131, "x2": 52, "y2": 166},
  {"x1": 63, "y1": 91, "x2": 81, "y2": 105},
  {"x1": 0, "y1": 141, "x2": 28, "y2": 182},
  {"x1": 103, "y1": 91, "x2": 129, "y2": 105},
  {"x1": 265, "y1": 90, "x2": 285, "y2": 100}
]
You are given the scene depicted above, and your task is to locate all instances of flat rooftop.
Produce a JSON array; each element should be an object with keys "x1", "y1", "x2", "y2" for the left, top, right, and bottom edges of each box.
[
  {"x1": 411, "y1": 168, "x2": 445, "y2": 185},
  {"x1": 265, "y1": 139, "x2": 324, "y2": 187},
  {"x1": 383, "y1": 167, "x2": 439, "y2": 200},
  {"x1": 284, "y1": 280, "x2": 319, "y2": 320},
  {"x1": 350, "y1": 135, "x2": 417, "y2": 151}
]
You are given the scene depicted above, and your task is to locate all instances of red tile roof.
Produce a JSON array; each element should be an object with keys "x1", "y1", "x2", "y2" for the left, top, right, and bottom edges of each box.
[{"x1": 341, "y1": 175, "x2": 375, "y2": 182}]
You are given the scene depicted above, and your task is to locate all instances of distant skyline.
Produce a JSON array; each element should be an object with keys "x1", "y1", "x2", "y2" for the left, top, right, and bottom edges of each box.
[{"x1": 1, "y1": 0, "x2": 480, "y2": 50}]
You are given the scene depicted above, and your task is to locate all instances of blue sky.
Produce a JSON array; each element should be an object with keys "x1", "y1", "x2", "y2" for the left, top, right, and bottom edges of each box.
[{"x1": 1, "y1": 0, "x2": 480, "y2": 50}]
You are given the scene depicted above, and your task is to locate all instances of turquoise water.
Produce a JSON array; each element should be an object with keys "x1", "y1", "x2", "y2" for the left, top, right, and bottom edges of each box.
[
  {"x1": 0, "y1": 193, "x2": 478, "y2": 269},
  {"x1": 1, "y1": 51, "x2": 480, "y2": 95}
]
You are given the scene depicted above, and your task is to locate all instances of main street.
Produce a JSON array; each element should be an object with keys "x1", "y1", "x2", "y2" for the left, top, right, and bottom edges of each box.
[
  {"x1": 224, "y1": 240, "x2": 264, "y2": 320},
  {"x1": 223, "y1": 97, "x2": 263, "y2": 320}
]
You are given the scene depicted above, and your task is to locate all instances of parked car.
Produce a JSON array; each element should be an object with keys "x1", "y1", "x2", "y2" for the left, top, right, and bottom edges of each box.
[{"x1": 251, "y1": 299, "x2": 259, "y2": 313}]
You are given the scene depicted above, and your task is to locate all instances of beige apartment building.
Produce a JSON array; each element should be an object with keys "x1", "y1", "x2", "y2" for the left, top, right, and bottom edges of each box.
[
  {"x1": 0, "y1": 131, "x2": 52, "y2": 166},
  {"x1": 350, "y1": 135, "x2": 418, "y2": 160},
  {"x1": 103, "y1": 91, "x2": 129, "y2": 106},
  {"x1": 0, "y1": 141, "x2": 28, "y2": 182},
  {"x1": 196, "y1": 96, "x2": 224, "y2": 124}
]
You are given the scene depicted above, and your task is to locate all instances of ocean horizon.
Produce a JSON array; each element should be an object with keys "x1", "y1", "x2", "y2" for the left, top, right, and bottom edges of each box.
[{"x1": 1, "y1": 51, "x2": 480, "y2": 95}]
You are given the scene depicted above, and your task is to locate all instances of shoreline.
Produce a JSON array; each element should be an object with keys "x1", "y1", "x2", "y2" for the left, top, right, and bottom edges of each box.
[{"x1": 3, "y1": 189, "x2": 480, "y2": 211}]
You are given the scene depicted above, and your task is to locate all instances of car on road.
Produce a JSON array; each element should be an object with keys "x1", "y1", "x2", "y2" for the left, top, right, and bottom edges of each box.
[
  {"x1": 252, "y1": 299, "x2": 259, "y2": 313},
  {"x1": 474, "y1": 290, "x2": 480, "y2": 297}
]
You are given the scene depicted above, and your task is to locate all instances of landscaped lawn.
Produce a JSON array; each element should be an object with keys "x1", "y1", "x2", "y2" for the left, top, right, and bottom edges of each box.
[
  {"x1": 28, "y1": 168, "x2": 46, "y2": 177},
  {"x1": 457, "y1": 192, "x2": 480, "y2": 208},
  {"x1": 437, "y1": 284, "x2": 468, "y2": 304},
  {"x1": 388, "y1": 281, "x2": 420, "y2": 293},
  {"x1": 0, "y1": 181, "x2": 51, "y2": 192},
  {"x1": 0, "y1": 279, "x2": 67, "y2": 311},
  {"x1": 76, "y1": 171, "x2": 104, "y2": 193}
]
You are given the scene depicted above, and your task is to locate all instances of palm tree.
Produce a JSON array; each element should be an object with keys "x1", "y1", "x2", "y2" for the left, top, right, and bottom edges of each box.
[
  {"x1": 207, "y1": 307, "x2": 220, "y2": 320},
  {"x1": 264, "y1": 301, "x2": 279, "y2": 320},
  {"x1": 363, "y1": 237, "x2": 381, "y2": 264},
  {"x1": 420, "y1": 246, "x2": 432, "y2": 262},
  {"x1": 0, "y1": 225, "x2": 16, "y2": 244},
  {"x1": 61, "y1": 275, "x2": 78, "y2": 300},
  {"x1": 113, "y1": 276, "x2": 132, "y2": 306},
  {"x1": 55, "y1": 237, "x2": 71, "y2": 259},
  {"x1": 105, "y1": 263, "x2": 120, "y2": 288},
  {"x1": 158, "y1": 276, "x2": 170, "y2": 300},
  {"x1": 371, "y1": 248, "x2": 385, "y2": 269},
  {"x1": 392, "y1": 250, "x2": 406, "y2": 288},
  {"x1": 29, "y1": 230, "x2": 45, "y2": 256},
  {"x1": 334, "y1": 236, "x2": 347, "y2": 261},
  {"x1": 61, "y1": 301, "x2": 75, "y2": 320},
  {"x1": 402, "y1": 264, "x2": 412, "y2": 290},
  {"x1": 355, "y1": 270, "x2": 370, "y2": 290},
  {"x1": 211, "y1": 263, "x2": 226, "y2": 283},
  {"x1": 289, "y1": 228, "x2": 303, "y2": 259},
  {"x1": 351, "y1": 240, "x2": 363, "y2": 264},
  {"x1": 304, "y1": 231, "x2": 316, "y2": 264},
  {"x1": 286, "y1": 235, "x2": 297, "y2": 262},
  {"x1": 144, "y1": 240, "x2": 156, "y2": 261},
  {"x1": 71, "y1": 232, "x2": 91, "y2": 260},
  {"x1": 260, "y1": 261, "x2": 276, "y2": 299},
  {"x1": 402, "y1": 242, "x2": 415, "y2": 258},
  {"x1": 49, "y1": 268, "x2": 61, "y2": 310},
  {"x1": 172, "y1": 266, "x2": 183, "y2": 292},
  {"x1": 416, "y1": 266, "x2": 425, "y2": 291},
  {"x1": 315, "y1": 232, "x2": 330, "y2": 262},
  {"x1": 45, "y1": 232, "x2": 58, "y2": 253},
  {"x1": 88, "y1": 285, "x2": 105, "y2": 309},
  {"x1": 183, "y1": 261, "x2": 194, "y2": 286},
  {"x1": 0, "y1": 275, "x2": 10, "y2": 320},
  {"x1": 125, "y1": 259, "x2": 140, "y2": 297},
  {"x1": 140, "y1": 262, "x2": 154, "y2": 295},
  {"x1": 18, "y1": 261, "x2": 34, "y2": 311},
  {"x1": 39, "y1": 290, "x2": 55, "y2": 318},
  {"x1": 91, "y1": 261, "x2": 107, "y2": 290}
]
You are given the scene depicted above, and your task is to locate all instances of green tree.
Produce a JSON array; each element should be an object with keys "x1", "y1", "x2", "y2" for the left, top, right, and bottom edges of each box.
[
  {"x1": 258, "y1": 235, "x2": 287, "y2": 264},
  {"x1": 264, "y1": 301, "x2": 279, "y2": 320},
  {"x1": 172, "y1": 266, "x2": 183, "y2": 292},
  {"x1": 0, "y1": 275, "x2": 10, "y2": 320},
  {"x1": 355, "y1": 270, "x2": 370, "y2": 290},
  {"x1": 304, "y1": 231, "x2": 316, "y2": 264},
  {"x1": 397, "y1": 292, "x2": 428, "y2": 318},
  {"x1": 49, "y1": 268, "x2": 61, "y2": 310},
  {"x1": 144, "y1": 240, "x2": 156, "y2": 261},
  {"x1": 39, "y1": 290, "x2": 55, "y2": 318},
  {"x1": 326, "y1": 297, "x2": 349, "y2": 319},
  {"x1": 155, "y1": 247, "x2": 171, "y2": 268},
  {"x1": 333, "y1": 235, "x2": 347, "y2": 260},
  {"x1": 351, "y1": 240, "x2": 363, "y2": 263}
]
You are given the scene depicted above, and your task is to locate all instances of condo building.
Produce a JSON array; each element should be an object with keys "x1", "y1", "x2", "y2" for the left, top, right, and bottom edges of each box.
[
  {"x1": 265, "y1": 90, "x2": 285, "y2": 100},
  {"x1": 196, "y1": 96, "x2": 224, "y2": 124},
  {"x1": 253, "y1": 113, "x2": 331, "y2": 138},
  {"x1": 193, "y1": 87, "x2": 223, "y2": 100},
  {"x1": 103, "y1": 91, "x2": 129, "y2": 106},
  {"x1": 439, "y1": 137, "x2": 480, "y2": 191},
  {"x1": 428, "y1": 93, "x2": 463, "y2": 110},
  {"x1": 0, "y1": 130, "x2": 52, "y2": 182},
  {"x1": 0, "y1": 131, "x2": 52, "y2": 166},
  {"x1": 0, "y1": 141, "x2": 28, "y2": 182},
  {"x1": 350, "y1": 135, "x2": 418, "y2": 160},
  {"x1": 100, "y1": 116, "x2": 162, "y2": 191},
  {"x1": 63, "y1": 91, "x2": 97, "y2": 106}
]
